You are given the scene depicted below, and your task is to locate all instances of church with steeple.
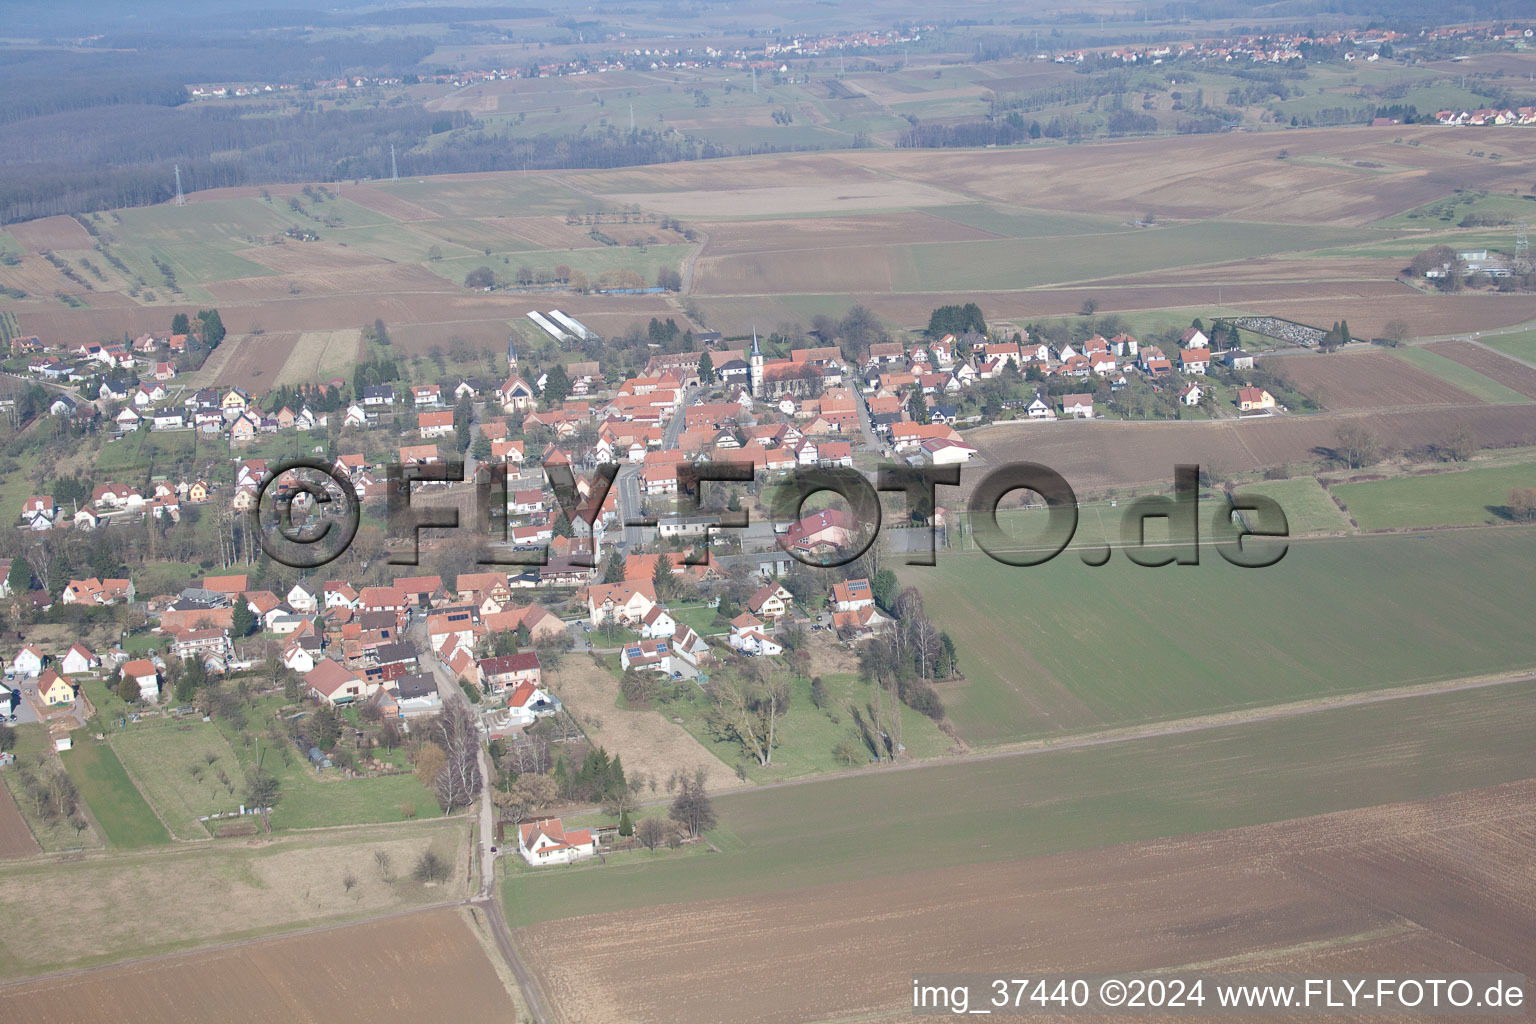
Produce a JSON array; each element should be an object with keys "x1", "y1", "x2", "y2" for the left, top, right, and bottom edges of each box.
[{"x1": 748, "y1": 329, "x2": 765, "y2": 397}]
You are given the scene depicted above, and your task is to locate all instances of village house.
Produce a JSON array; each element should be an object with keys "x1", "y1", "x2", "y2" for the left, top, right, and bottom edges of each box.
[
  {"x1": 60, "y1": 644, "x2": 99, "y2": 676},
  {"x1": 518, "y1": 817, "x2": 596, "y2": 866},
  {"x1": 11, "y1": 645, "x2": 45, "y2": 677},
  {"x1": 831, "y1": 578, "x2": 875, "y2": 613},
  {"x1": 1237, "y1": 387, "x2": 1277, "y2": 413},
  {"x1": 36, "y1": 670, "x2": 76, "y2": 706},
  {"x1": 1060, "y1": 394, "x2": 1095, "y2": 419},
  {"x1": 478, "y1": 652, "x2": 542, "y2": 693},
  {"x1": 306, "y1": 658, "x2": 374, "y2": 705},
  {"x1": 728, "y1": 612, "x2": 783, "y2": 656},
  {"x1": 120, "y1": 659, "x2": 162, "y2": 701},
  {"x1": 832, "y1": 604, "x2": 891, "y2": 638},
  {"x1": 586, "y1": 580, "x2": 657, "y2": 627},
  {"x1": 418, "y1": 410, "x2": 456, "y2": 439},
  {"x1": 746, "y1": 581, "x2": 793, "y2": 621}
]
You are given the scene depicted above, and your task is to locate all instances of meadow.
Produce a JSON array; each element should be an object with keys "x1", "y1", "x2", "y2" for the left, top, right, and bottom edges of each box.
[
  {"x1": 1230, "y1": 475, "x2": 1353, "y2": 535},
  {"x1": 503, "y1": 677, "x2": 1536, "y2": 926},
  {"x1": 661, "y1": 670, "x2": 955, "y2": 783},
  {"x1": 0, "y1": 819, "x2": 470, "y2": 977},
  {"x1": 900, "y1": 527, "x2": 1536, "y2": 745},
  {"x1": 111, "y1": 722, "x2": 249, "y2": 840},
  {"x1": 208, "y1": 699, "x2": 443, "y2": 830},
  {"x1": 1330, "y1": 461, "x2": 1536, "y2": 530},
  {"x1": 60, "y1": 735, "x2": 171, "y2": 849}
]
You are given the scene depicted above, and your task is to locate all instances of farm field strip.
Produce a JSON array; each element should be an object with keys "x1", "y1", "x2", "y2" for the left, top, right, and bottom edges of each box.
[
  {"x1": 1268, "y1": 349, "x2": 1483, "y2": 410},
  {"x1": 517, "y1": 779, "x2": 1536, "y2": 1024},
  {"x1": 0, "y1": 819, "x2": 471, "y2": 979},
  {"x1": 1422, "y1": 340, "x2": 1536, "y2": 401},
  {"x1": 0, "y1": 907, "x2": 517, "y2": 1024},
  {"x1": 0, "y1": 782, "x2": 40, "y2": 859},
  {"x1": 61, "y1": 737, "x2": 171, "y2": 849},
  {"x1": 961, "y1": 404, "x2": 1536, "y2": 493},
  {"x1": 1329, "y1": 460, "x2": 1536, "y2": 530},
  {"x1": 899, "y1": 528, "x2": 1536, "y2": 743},
  {"x1": 276, "y1": 328, "x2": 362, "y2": 387},
  {"x1": 1392, "y1": 344, "x2": 1535, "y2": 404},
  {"x1": 504, "y1": 679, "x2": 1536, "y2": 930}
]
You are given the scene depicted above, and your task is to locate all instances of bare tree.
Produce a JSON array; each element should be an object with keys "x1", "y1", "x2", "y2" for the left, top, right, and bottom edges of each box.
[
  {"x1": 1440, "y1": 422, "x2": 1478, "y2": 463},
  {"x1": 429, "y1": 702, "x2": 482, "y2": 812},
  {"x1": 1333, "y1": 423, "x2": 1380, "y2": 470},
  {"x1": 669, "y1": 774, "x2": 717, "y2": 839},
  {"x1": 636, "y1": 816, "x2": 667, "y2": 850},
  {"x1": 704, "y1": 667, "x2": 787, "y2": 767}
]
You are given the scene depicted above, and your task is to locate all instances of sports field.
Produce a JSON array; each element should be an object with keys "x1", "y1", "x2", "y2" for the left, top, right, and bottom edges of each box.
[{"x1": 902, "y1": 528, "x2": 1536, "y2": 744}]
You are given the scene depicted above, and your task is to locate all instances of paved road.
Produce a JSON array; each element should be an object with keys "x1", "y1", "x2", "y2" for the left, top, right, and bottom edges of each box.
[
  {"x1": 613, "y1": 385, "x2": 692, "y2": 550},
  {"x1": 408, "y1": 616, "x2": 554, "y2": 1024}
]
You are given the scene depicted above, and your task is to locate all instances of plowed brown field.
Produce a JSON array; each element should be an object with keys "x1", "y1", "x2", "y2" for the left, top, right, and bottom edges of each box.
[
  {"x1": 1427, "y1": 341, "x2": 1536, "y2": 400},
  {"x1": 0, "y1": 908, "x2": 516, "y2": 1023},
  {"x1": 0, "y1": 784, "x2": 39, "y2": 859},
  {"x1": 1268, "y1": 350, "x2": 1479, "y2": 410},
  {"x1": 519, "y1": 781, "x2": 1536, "y2": 1024},
  {"x1": 963, "y1": 405, "x2": 1536, "y2": 492}
]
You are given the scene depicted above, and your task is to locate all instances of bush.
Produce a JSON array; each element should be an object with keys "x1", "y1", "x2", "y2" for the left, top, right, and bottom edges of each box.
[{"x1": 899, "y1": 680, "x2": 945, "y2": 721}]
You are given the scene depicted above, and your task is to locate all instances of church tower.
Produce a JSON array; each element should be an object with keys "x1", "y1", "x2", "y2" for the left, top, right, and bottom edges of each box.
[
  {"x1": 748, "y1": 328, "x2": 764, "y2": 397},
  {"x1": 507, "y1": 334, "x2": 519, "y2": 372}
]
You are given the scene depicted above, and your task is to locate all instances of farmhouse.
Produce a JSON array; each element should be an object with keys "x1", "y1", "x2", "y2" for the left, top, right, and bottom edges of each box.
[{"x1": 518, "y1": 817, "x2": 596, "y2": 866}]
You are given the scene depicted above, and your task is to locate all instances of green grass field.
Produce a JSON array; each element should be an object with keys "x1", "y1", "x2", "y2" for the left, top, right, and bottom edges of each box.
[
  {"x1": 94, "y1": 429, "x2": 202, "y2": 476},
  {"x1": 1, "y1": 724, "x2": 105, "y2": 852},
  {"x1": 898, "y1": 221, "x2": 1394, "y2": 292},
  {"x1": 1230, "y1": 476, "x2": 1354, "y2": 535},
  {"x1": 110, "y1": 722, "x2": 248, "y2": 840},
  {"x1": 61, "y1": 735, "x2": 171, "y2": 849},
  {"x1": 662, "y1": 670, "x2": 953, "y2": 783},
  {"x1": 1486, "y1": 327, "x2": 1536, "y2": 365},
  {"x1": 904, "y1": 527, "x2": 1536, "y2": 745},
  {"x1": 1330, "y1": 462, "x2": 1536, "y2": 530},
  {"x1": 1394, "y1": 346, "x2": 1533, "y2": 404},
  {"x1": 212, "y1": 696, "x2": 442, "y2": 830},
  {"x1": 503, "y1": 678, "x2": 1536, "y2": 926},
  {"x1": 429, "y1": 243, "x2": 691, "y2": 289}
]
